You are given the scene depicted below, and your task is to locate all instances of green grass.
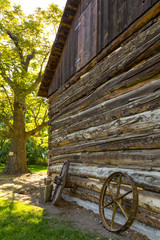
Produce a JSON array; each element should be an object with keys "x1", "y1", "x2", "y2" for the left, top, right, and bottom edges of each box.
[
  {"x1": 0, "y1": 198, "x2": 101, "y2": 240},
  {"x1": 28, "y1": 165, "x2": 47, "y2": 172},
  {"x1": 0, "y1": 164, "x2": 47, "y2": 173},
  {"x1": 0, "y1": 164, "x2": 5, "y2": 173}
]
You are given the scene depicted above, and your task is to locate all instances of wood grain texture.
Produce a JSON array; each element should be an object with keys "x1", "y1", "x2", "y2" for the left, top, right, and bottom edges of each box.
[
  {"x1": 44, "y1": 2, "x2": 160, "y2": 98},
  {"x1": 46, "y1": 5, "x2": 160, "y2": 229},
  {"x1": 49, "y1": 20, "x2": 160, "y2": 117}
]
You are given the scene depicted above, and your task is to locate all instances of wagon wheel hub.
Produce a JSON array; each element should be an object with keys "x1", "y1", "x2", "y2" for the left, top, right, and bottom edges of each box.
[{"x1": 54, "y1": 176, "x2": 63, "y2": 185}]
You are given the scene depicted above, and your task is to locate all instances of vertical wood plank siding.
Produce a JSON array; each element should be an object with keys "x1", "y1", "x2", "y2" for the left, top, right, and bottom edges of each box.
[{"x1": 48, "y1": 0, "x2": 158, "y2": 96}]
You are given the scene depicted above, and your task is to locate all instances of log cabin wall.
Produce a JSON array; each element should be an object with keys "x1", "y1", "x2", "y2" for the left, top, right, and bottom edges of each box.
[{"x1": 40, "y1": 0, "x2": 160, "y2": 236}]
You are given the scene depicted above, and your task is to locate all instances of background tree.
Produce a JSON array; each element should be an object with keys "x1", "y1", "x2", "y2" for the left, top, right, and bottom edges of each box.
[{"x1": 0, "y1": 0, "x2": 62, "y2": 174}]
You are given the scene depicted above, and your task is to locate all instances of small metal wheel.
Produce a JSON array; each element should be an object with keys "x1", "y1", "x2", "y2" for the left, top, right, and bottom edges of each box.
[
  {"x1": 52, "y1": 160, "x2": 69, "y2": 205},
  {"x1": 99, "y1": 172, "x2": 138, "y2": 233}
]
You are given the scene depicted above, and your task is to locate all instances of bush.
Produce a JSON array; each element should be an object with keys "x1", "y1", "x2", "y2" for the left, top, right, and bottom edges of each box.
[
  {"x1": 26, "y1": 137, "x2": 48, "y2": 165},
  {"x1": 0, "y1": 138, "x2": 10, "y2": 165},
  {"x1": 0, "y1": 137, "x2": 48, "y2": 166}
]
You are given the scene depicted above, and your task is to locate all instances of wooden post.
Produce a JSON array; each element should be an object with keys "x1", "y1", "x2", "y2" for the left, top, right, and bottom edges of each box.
[{"x1": 44, "y1": 177, "x2": 53, "y2": 202}]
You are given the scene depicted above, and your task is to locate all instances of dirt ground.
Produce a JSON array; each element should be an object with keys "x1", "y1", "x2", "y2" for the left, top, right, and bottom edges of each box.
[{"x1": 0, "y1": 172, "x2": 149, "y2": 240}]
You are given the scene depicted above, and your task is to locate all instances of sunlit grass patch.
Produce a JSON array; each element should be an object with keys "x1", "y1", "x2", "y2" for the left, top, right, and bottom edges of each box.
[
  {"x1": 0, "y1": 199, "x2": 46, "y2": 240},
  {"x1": 0, "y1": 198, "x2": 102, "y2": 240},
  {"x1": 28, "y1": 165, "x2": 47, "y2": 172},
  {"x1": 0, "y1": 164, "x2": 47, "y2": 173},
  {"x1": 0, "y1": 164, "x2": 5, "y2": 173}
]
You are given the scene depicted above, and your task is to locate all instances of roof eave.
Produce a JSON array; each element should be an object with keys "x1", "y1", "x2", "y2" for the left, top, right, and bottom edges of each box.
[{"x1": 38, "y1": 0, "x2": 80, "y2": 97}]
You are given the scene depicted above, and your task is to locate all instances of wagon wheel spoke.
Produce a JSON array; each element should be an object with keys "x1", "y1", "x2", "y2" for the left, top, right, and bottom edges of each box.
[
  {"x1": 115, "y1": 200, "x2": 128, "y2": 219},
  {"x1": 117, "y1": 190, "x2": 132, "y2": 200},
  {"x1": 116, "y1": 174, "x2": 122, "y2": 197},
  {"x1": 101, "y1": 200, "x2": 113, "y2": 209},
  {"x1": 108, "y1": 185, "x2": 114, "y2": 196},
  {"x1": 111, "y1": 202, "x2": 117, "y2": 230}
]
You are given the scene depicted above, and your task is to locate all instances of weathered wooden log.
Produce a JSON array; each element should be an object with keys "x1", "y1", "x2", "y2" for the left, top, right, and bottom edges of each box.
[
  {"x1": 63, "y1": 187, "x2": 160, "y2": 229},
  {"x1": 50, "y1": 74, "x2": 160, "y2": 130},
  {"x1": 49, "y1": 149, "x2": 160, "y2": 168},
  {"x1": 65, "y1": 175, "x2": 160, "y2": 215},
  {"x1": 66, "y1": 92, "x2": 160, "y2": 135},
  {"x1": 48, "y1": 164, "x2": 160, "y2": 193},
  {"x1": 49, "y1": 3, "x2": 160, "y2": 100},
  {"x1": 50, "y1": 109, "x2": 160, "y2": 147},
  {"x1": 49, "y1": 90, "x2": 160, "y2": 147},
  {"x1": 49, "y1": 131, "x2": 160, "y2": 157},
  {"x1": 49, "y1": 52, "x2": 160, "y2": 127},
  {"x1": 137, "y1": 207, "x2": 160, "y2": 230},
  {"x1": 49, "y1": 73, "x2": 160, "y2": 132},
  {"x1": 49, "y1": 20, "x2": 160, "y2": 118},
  {"x1": 64, "y1": 181, "x2": 160, "y2": 215},
  {"x1": 49, "y1": 89, "x2": 160, "y2": 143}
]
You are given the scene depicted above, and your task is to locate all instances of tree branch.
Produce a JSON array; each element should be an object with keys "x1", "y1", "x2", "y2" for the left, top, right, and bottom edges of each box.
[
  {"x1": 26, "y1": 51, "x2": 50, "y2": 94},
  {"x1": 7, "y1": 30, "x2": 25, "y2": 66},
  {"x1": 1, "y1": 115, "x2": 14, "y2": 131},
  {"x1": 0, "y1": 130, "x2": 12, "y2": 139},
  {"x1": 1, "y1": 85, "x2": 14, "y2": 113},
  {"x1": 35, "y1": 102, "x2": 42, "y2": 122},
  {"x1": 42, "y1": 110, "x2": 48, "y2": 122},
  {"x1": 0, "y1": 66, "x2": 15, "y2": 89},
  {"x1": 25, "y1": 121, "x2": 48, "y2": 139},
  {"x1": 17, "y1": 100, "x2": 42, "y2": 127},
  {"x1": 25, "y1": 51, "x2": 35, "y2": 71}
]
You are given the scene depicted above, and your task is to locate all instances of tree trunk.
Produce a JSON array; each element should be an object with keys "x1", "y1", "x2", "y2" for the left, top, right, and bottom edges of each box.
[{"x1": 3, "y1": 95, "x2": 29, "y2": 174}]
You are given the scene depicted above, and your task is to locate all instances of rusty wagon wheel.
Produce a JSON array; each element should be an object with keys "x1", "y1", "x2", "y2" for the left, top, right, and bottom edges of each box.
[
  {"x1": 99, "y1": 172, "x2": 138, "y2": 233},
  {"x1": 52, "y1": 160, "x2": 69, "y2": 206}
]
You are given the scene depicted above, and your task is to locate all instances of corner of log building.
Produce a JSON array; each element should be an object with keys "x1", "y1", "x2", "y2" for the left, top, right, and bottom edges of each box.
[{"x1": 40, "y1": 1, "x2": 160, "y2": 239}]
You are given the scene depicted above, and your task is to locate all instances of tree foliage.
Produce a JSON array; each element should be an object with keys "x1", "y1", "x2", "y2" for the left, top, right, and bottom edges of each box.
[{"x1": 0, "y1": 0, "x2": 62, "y2": 174}]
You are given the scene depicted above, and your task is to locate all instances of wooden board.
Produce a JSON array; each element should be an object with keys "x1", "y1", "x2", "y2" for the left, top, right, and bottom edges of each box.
[{"x1": 47, "y1": 0, "x2": 155, "y2": 96}]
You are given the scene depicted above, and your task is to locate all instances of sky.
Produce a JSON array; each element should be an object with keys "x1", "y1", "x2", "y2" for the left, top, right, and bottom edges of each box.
[
  {"x1": 12, "y1": 0, "x2": 67, "y2": 14},
  {"x1": 11, "y1": 0, "x2": 67, "y2": 41}
]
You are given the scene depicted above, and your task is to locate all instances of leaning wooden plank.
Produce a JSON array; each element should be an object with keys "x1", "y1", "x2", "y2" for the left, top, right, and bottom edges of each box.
[{"x1": 49, "y1": 2, "x2": 160, "y2": 99}]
